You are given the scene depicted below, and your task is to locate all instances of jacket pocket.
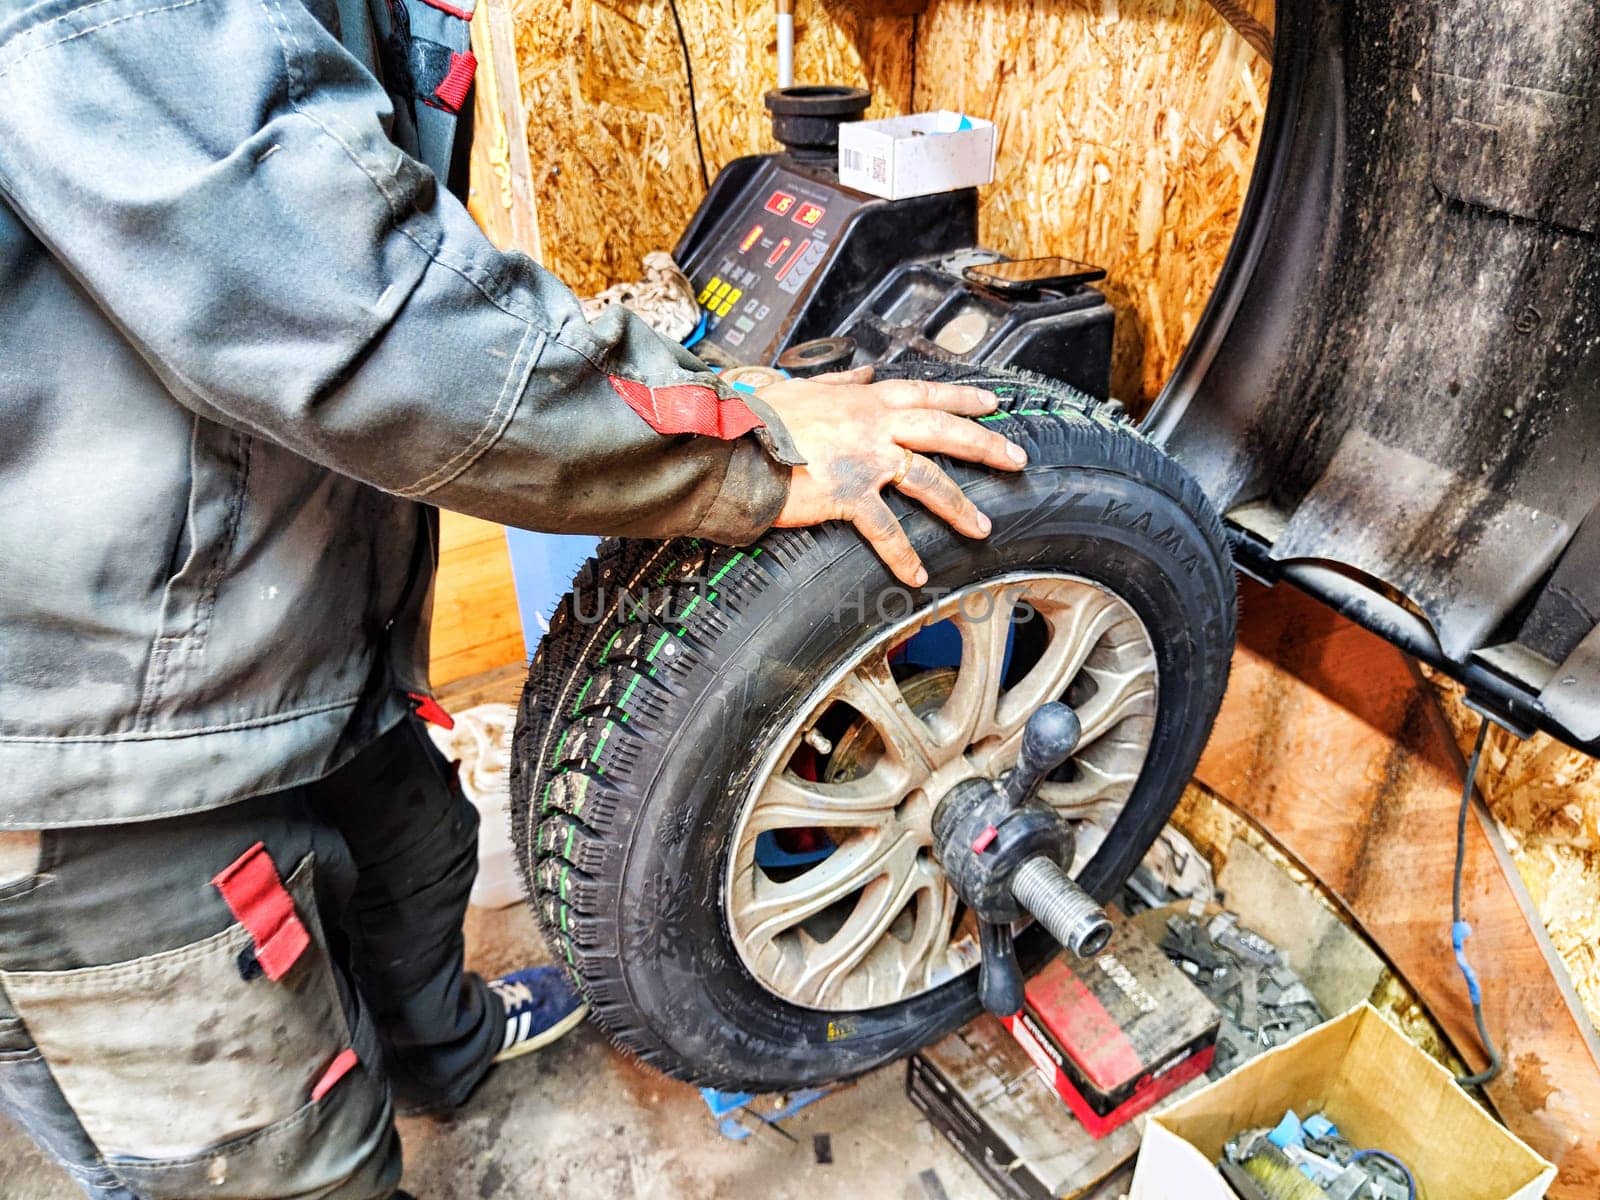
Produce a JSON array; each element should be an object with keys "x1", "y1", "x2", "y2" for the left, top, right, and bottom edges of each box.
[
  {"x1": 0, "y1": 853, "x2": 349, "y2": 1160},
  {"x1": 0, "y1": 831, "x2": 44, "y2": 899},
  {"x1": 137, "y1": 417, "x2": 253, "y2": 727}
]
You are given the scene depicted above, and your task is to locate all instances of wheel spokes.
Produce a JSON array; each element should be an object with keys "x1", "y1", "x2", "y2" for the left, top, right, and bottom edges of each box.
[
  {"x1": 1036, "y1": 757, "x2": 1140, "y2": 809},
  {"x1": 931, "y1": 584, "x2": 1016, "y2": 750},
  {"x1": 1075, "y1": 661, "x2": 1157, "y2": 746},
  {"x1": 790, "y1": 838, "x2": 925, "y2": 1006},
  {"x1": 726, "y1": 572, "x2": 1159, "y2": 1012},
  {"x1": 996, "y1": 590, "x2": 1122, "y2": 731},
  {"x1": 741, "y1": 828, "x2": 910, "y2": 945},
  {"x1": 746, "y1": 767, "x2": 906, "y2": 834},
  {"x1": 835, "y1": 655, "x2": 940, "y2": 773}
]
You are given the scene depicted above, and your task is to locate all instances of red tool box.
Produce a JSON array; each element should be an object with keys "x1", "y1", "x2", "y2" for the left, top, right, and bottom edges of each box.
[{"x1": 1002, "y1": 915, "x2": 1220, "y2": 1138}]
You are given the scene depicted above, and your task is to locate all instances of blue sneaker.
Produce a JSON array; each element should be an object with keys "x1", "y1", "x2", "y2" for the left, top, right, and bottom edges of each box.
[{"x1": 489, "y1": 966, "x2": 588, "y2": 1062}]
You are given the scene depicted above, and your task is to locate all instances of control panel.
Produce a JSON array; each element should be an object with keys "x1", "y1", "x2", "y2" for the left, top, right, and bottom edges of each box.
[{"x1": 681, "y1": 160, "x2": 869, "y2": 365}]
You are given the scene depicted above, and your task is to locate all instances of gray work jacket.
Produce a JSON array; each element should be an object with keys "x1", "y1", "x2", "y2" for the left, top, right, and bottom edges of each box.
[{"x1": 0, "y1": 0, "x2": 794, "y2": 829}]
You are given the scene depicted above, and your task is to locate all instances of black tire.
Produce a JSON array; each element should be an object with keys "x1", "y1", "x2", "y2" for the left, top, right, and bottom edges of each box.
[{"x1": 510, "y1": 362, "x2": 1236, "y2": 1090}]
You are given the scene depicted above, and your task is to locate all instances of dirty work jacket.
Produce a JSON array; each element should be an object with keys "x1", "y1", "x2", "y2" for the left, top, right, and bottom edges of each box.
[{"x1": 0, "y1": 0, "x2": 796, "y2": 829}]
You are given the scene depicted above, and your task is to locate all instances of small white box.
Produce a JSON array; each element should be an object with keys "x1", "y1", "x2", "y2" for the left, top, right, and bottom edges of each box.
[{"x1": 837, "y1": 110, "x2": 996, "y2": 200}]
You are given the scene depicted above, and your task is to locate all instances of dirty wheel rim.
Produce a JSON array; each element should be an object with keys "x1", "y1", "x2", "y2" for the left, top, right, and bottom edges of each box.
[{"x1": 725, "y1": 573, "x2": 1159, "y2": 1012}]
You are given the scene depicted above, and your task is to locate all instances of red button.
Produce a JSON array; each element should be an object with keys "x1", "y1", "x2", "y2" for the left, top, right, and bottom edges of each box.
[
  {"x1": 765, "y1": 236, "x2": 792, "y2": 267},
  {"x1": 764, "y1": 191, "x2": 796, "y2": 216},
  {"x1": 794, "y1": 202, "x2": 826, "y2": 228}
]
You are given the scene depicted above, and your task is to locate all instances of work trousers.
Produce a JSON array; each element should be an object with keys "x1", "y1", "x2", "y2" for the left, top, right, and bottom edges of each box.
[{"x1": 0, "y1": 717, "x2": 504, "y2": 1199}]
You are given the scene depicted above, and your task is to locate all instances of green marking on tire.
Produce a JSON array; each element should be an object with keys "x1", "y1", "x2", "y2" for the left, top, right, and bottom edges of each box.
[
  {"x1": 599, "y1": 629, "x2": 622, "y2": 663},
  {"x1": 708, "y1": 551, "x2": 745, "y2": 586},
  {"x1": 645, "y1": 631, "x2": 670, "y2": 662},
  {"x1": 571, "y1": 675, "x2": 593, "y2": 715},
  {"x1": 563, "y1": 823, "x2": 576, "y2": 859},
  {"x1": 616, "y1": 675, "x2": 640, "y2": 719},
  {"x1": 979, "y1": 407, "x2": 1052, "y2": 422},
  {"x1": 551, "y1": 729, "x2": 570, "y2": 767},
  {"x1": 571, "y1": 773, "x2": 589, "y2": 815},
  {"x1": 560, "y1": 905, "x2": 569, "y2": 933},
  {"x1": 589, "y1": 720, "x2": 614, "y2": 765}
]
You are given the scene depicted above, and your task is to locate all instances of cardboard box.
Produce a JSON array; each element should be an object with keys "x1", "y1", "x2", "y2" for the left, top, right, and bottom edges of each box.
[
  {"x1": 1130, "y1": 1004, "x2": 1555, "y2": 1200},
  {"x1": 838, "y1": 111, "x2": 996, "y2": 200}
]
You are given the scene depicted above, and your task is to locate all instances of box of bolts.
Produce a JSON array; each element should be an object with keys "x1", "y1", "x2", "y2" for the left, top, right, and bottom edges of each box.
[
  {"x1": 1129, "y1": 1004, "x2": 1555, "y2": 1200},
  {"x1": 1157, "y1": 908, "x2": 1326, "y2": 1077},
  {"x1": 1000, "y1": 914, "x2": 1220, "y2": 1137},
  {"x1": 1218, "y1": 1108, "x2": 1421, "y2": 1200},
  {"x1": 908, "y1": 1013, "x2": 1204, "y2": 1200}
]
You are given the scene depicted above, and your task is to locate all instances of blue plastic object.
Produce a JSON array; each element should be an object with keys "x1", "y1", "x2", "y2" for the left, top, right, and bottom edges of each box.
[
  {"x1": 1302, "y1": 1112, "x2": 1337, "y2": 1140},
  {"x1": 503, "y1": 528, "x2": 600, "y2": 652},
  {"x1": 1452, "y1": 918, "x2": 1484, "y2": 1006},
  {"x1": 1267, "y1": 1109, "x2": 1305, "y2": 1150},
  {"x1": 893, "y1": 616, "x2": 1019, "y2": 677},
  {"x1": 754, "y1": 829, "x2": 835, "y2": 869},
  {"x1": 698, "y1": 1086, "x2": 832, "y2": 1141}
]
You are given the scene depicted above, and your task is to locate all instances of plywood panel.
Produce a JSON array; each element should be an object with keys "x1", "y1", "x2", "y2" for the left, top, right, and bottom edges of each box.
[
  {"x1": 510, "y1": 0, "x2": 914, "y2": 297},
  {"x1": 1196, "y1": 581, "x2": 1600, "y2": 1196},
  {"x1": 913, "y1": 0, "x2": 1271, "y2": 403},
  {"x1": 431, "y1": 512, "x2": 527, "y2": 686}
]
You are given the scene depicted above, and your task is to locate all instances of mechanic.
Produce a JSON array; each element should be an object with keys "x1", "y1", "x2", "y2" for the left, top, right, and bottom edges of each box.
[{"x1": 0, "y1": 0, "x2": 1028, "y2": 1194}]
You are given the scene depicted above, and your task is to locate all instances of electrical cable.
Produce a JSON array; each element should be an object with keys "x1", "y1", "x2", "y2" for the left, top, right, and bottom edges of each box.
[
  {"x1": 1451, "y1": 717, "x2": 1503, "y2": 1088},
  {"x1": 666, "y1": 0, "x2": 711, "y2": 191},
  {"x1": 1351, "y1": 1149, "x2": 1418, "y2": 1200}
]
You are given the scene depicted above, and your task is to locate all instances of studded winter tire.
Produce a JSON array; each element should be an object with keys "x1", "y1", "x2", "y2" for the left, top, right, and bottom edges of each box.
[{"x1": 510, "y1": 361, "x2": 1236, "y2": 1090}]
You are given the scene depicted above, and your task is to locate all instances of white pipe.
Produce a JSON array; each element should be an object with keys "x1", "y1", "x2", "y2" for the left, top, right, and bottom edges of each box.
[{"x1": 776, "y1": 0, "x2": 794, "y2": 88}]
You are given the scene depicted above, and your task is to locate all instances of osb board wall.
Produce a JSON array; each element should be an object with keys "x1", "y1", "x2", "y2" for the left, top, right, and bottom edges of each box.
[
  {"x1": 505, "y1": 0, "x2": 1270, "y2": 405},
  {"x1": 511, "y1": 0, "x2": 913, "y2": 298},
  {"x1": 911, "y1": 0, "x2": 1271, "y2": 401}
]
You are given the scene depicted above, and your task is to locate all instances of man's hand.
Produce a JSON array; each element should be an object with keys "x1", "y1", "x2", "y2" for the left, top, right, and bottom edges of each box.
[{"x1": 759, "y1": 366, "x2": 1028, "y2": 586}]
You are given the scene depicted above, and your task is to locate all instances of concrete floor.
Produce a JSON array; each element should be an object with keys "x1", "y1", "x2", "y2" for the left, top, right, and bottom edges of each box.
[{"x1": 0, "y1": 903, "x2": 1006, "y2": 1200}]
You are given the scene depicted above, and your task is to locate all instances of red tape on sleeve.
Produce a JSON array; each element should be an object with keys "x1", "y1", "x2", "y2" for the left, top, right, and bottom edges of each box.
[
  {"x1": 212, "y1": 842, "x2": 310, "y2": 982},
  {"x1": 311, "y1": 1048, "x2": 359, "y2": 1102},
  {"x1": 432, "y1": 51, "x2": 476, "y2": 114},
  {"x1": 418, "y1": 0, "x2": 473, "y2": 18},
  {"x1": 608, "y1": 376, "x2": 766, "y2": 440}
]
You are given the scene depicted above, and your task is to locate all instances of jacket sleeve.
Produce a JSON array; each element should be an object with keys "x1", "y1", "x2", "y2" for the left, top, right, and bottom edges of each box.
[{"x1": 0, "y1": 0, "x2": 794, "y2": 543}]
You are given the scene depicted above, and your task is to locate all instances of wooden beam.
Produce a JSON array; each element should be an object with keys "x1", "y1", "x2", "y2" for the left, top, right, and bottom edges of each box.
[
  {"x1": 1195, "y1": 581, "x2": 1600, "y2": 1194},
  {"x1": 467, "y1": 0, "x2": 541, "y2": 258}
]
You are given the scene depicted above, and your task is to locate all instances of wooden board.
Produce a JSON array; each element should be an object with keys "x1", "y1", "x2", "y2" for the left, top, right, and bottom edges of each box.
[
  {"x1": 912, "y1": 0, "x2": 1272, "y2": 405},
  {"x1": 430, "y1": 511, "x2": 526, "y2": 686},
  {"x1": 467, "y1": 0, "x2": 542, "y2": 256},
  {"x1": 1195, "y1": 581, "x2": 1600, "y2": 1195}
]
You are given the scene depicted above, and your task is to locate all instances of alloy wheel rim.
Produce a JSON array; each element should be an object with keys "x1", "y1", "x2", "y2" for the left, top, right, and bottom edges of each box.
[{"x1": 725, "y1": 572, "x2": 1159, "y2": 1011}]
